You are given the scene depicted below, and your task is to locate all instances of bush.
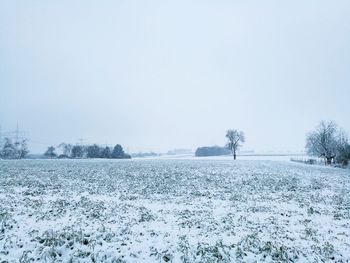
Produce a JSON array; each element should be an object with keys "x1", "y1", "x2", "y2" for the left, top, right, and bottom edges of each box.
[
  {"x1": 195, "y1": 146, "x2": 230, "y2": 157},
  {"x1": 335, "y1": 144, "x2": 350, "y2": 167}
]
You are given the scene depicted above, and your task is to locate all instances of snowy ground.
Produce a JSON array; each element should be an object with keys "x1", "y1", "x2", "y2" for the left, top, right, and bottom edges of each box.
[{"x1": 0, "y1": 159, "x2": 349, "y2": 262}]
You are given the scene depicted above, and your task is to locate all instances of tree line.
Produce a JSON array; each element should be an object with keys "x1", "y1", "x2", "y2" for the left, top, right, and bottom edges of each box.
[
  {"x1": 195, "y1": 146, "x2": 230, "y2": 157},
  {"x1": 1, "y1": 120, "x2": 350, "y2": 166},
  {"x1": 44, "y1": 143, "x2": 131, "y2": 159},
  {"x1": 0, "y1": 138, "x2": 29, "y2": 159}
]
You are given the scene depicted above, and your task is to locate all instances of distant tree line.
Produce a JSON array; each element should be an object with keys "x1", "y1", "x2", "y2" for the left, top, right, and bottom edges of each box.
[
  {"x1": 195, "y1": 146, "x2": 230, "y2": 157},
  {"x1": 2, "y1": 121, "x2": 349, "y2": 167},
  {"x1": 131, "y1": 152, "x2": 160, "y2": 158},
  {"x1": 0, "y1": 137, "x2": 29, "y2": 159},
  {"x1": 167, "y1": 149, "x2": 193, "y2": 155},
  {"x1": 44, "y1": 143, "x2": 131, "y2": 159}
]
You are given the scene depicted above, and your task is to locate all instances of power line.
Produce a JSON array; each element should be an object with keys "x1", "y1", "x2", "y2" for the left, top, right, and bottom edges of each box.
[
  {"x1": 78, "y1": 138, "x2": 85, "y2": 145},
  {"x1": 15, "y1": 122, "x2": 19, "y2": 143},
  {"x1": 1, "y1": 123, "x2": 27, "y2": 143}
]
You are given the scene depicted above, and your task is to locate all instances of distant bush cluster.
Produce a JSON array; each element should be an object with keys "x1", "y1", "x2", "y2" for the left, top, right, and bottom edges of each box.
[
  {"x1": 290, "y1": 158, "x2": 321, "y2": 165},
  {"x1": 0, "y1": 137, "x2": 29, "y2": 159},
  {"x1": 195, "y1": 146, "x2": 230, "y2": 157},
  {"x1": 44, "y1": 143, "x2": 131, "y2": 159},
  {"x1": 131, "y1": 152, "x2": 160, "y2": 158}
]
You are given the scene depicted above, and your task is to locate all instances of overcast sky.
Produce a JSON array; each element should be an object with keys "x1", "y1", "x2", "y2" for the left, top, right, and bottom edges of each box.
[{"x1": 1, "y1": 0, "x2": 349, "y2": 154}]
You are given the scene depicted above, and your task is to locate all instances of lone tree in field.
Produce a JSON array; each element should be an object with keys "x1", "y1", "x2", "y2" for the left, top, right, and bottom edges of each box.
[
  {"x1": 306, "y1": 121, "x2": 338, "y2": 165},
  {"x1": 44, "y1": 146, "x2": 57, "y2": 159},
  {"x1": 226, "y1": 129, "x2": 245, "y2": 160}
]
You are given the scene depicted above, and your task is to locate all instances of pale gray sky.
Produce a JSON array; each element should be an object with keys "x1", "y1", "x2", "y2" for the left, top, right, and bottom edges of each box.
[{"x1": 1, "y1": 0, "x2": 349, "y2": 153}]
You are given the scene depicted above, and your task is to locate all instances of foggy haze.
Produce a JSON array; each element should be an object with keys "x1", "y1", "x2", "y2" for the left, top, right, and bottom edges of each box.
[{"x1": 1, "y1": 0, "x2": 349, "y2": 154}]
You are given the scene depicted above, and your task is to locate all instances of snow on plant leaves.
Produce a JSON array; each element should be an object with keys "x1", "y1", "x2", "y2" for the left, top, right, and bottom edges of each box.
[{"x1": 0, "y1": 159, "x2": 349, "y2": 262}]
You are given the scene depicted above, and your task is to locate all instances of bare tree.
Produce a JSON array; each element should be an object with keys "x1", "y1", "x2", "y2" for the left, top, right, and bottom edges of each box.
[
  {"x1": 58, "y1": 143, "x2": 72, "y2": 157},
  {"x1": 44, "y1": 146, "x2": 57, "y2": 159},
  {"x1": 19, "y1": 139, "x2": 29, "y2": 158},
  {"x1": 226, "y1": 129, "x2": 245, "y2": 160},
  {"x1": 306, "y1": 121, "x2": 338, "y2": 165}
]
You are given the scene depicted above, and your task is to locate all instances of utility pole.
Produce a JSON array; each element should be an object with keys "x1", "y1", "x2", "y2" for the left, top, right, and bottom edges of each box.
[
  {"x1": 0, "y1": 125, "x2": 2, "y2": 146},
  {"x1": 78, "y1": 138, "x2": 84, "y2": 145},
  {"x1": 6, "y1": 123, "x2": 27, "y2": 144}
]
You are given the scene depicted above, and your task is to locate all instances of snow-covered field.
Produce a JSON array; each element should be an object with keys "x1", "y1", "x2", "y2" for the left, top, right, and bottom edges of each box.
[{"x1": 0, "y1": 159, "x2": 349, "y2": 262}]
